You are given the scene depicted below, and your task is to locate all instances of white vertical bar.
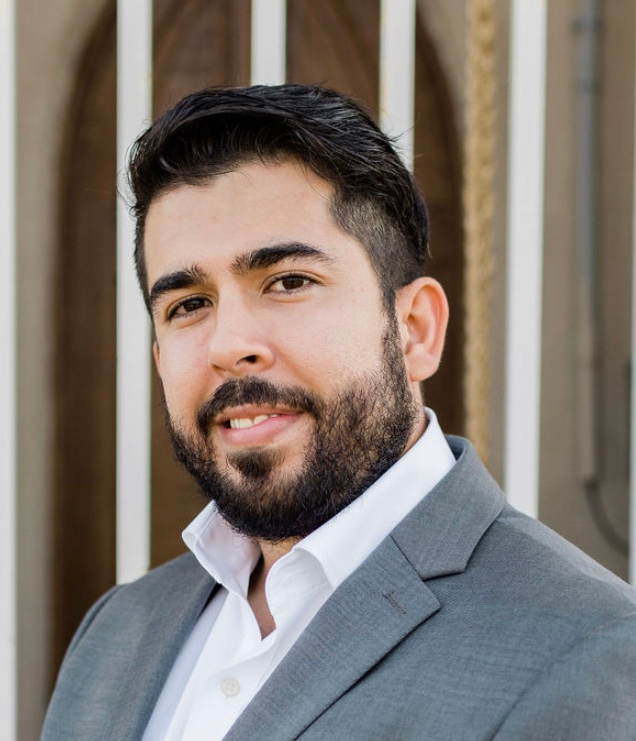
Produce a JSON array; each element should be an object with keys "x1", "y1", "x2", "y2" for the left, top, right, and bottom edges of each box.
[
  {"x1": 116, "y1": 0, "x2": 152, "y2": 583},
  {"x1": 504, "y1": 0, "x2": 547, "y2": 518},
  {"x1": 380, "y1": 0, "x2": 416, "y2": 170},
  {"x1": 0, "y1": 0, "x2": 17, "y2": 736},
  {"x1": 251, "y1": 0, "x2": 287, "y2": 84},
  {"x1": 630, "y1": 5, "x2": 636, "y2": 583}
]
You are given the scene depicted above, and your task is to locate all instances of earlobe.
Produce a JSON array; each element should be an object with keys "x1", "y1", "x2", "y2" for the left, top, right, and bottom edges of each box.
[{"x1": 395, "y1": 277, "x2": 449, "y2": 383}]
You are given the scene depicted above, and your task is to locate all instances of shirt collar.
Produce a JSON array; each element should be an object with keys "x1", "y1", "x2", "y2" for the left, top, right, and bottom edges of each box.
[
  {"x1": 183, "y1": 506, "x2": 259, "y2": 597},
  {"x1": 182, "y1": 408, "x2": 455, "y2": 595}
]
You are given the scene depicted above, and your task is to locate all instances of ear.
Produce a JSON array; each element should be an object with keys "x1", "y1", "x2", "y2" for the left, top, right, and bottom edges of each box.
[
  {"x1": 394, "y1": 277, "x2": 449, "y2": 383},
  {"x1": 153, "y1": 341, "x2": 162, "y2": 378}
]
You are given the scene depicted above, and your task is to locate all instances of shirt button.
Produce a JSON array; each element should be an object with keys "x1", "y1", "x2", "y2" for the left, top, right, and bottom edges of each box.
[{"x1": 220, "y1": 677, "x2": 241, "y2": 697}]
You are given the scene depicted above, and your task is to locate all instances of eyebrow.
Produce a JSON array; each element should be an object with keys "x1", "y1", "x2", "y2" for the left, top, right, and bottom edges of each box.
[
  {"x1": 231, "y1": 242, "x2": 335, "y2": 276},
  {"x1": 149, "y1": 265, "x2": 207, "y2": 313}
]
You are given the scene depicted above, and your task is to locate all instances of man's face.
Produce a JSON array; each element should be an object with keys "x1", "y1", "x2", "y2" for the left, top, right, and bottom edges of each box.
[{"x1": 146, "y1": 160, "x2": 427, "y2": 539}]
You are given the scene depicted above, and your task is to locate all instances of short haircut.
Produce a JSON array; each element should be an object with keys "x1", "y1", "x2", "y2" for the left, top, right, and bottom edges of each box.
[{"x1": 128, "y1": 84, "x2": 429, "y2": 310}]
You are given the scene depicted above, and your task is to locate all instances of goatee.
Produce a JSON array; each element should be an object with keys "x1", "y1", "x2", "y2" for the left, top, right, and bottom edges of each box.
[{"x1": 167, "y1": 320, "x2": 419, "y2": 541}]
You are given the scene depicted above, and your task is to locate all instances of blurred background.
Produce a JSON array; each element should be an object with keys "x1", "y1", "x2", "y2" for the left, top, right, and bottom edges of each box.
[{"x1": 3, "y1": 0, "x2": 636, "y2": 737}]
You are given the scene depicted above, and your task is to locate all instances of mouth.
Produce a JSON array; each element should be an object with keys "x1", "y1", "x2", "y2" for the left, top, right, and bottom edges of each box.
[
  {"x1": 224, "y1": 413, "x2": 281, "y2": 430},
  {"x1": 214, "y1": 406, "x2": 301, "y2": 445}
]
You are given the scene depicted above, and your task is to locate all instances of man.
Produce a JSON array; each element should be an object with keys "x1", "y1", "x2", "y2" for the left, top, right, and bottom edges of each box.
[{"x1": 42, "y1": 85, "x2": 636, "y2": 740}]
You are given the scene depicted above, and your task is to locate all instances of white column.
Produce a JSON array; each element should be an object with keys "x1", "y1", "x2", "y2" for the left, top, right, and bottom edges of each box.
[
  {"x1": 504, "y1": 0, "x2": 547, "y2": 518},
  {"x1": 629, "y1": 4, "x2": 636, "y2": 583},
  {"x1": 0, "y1": 0, "x2": 17, "y2": 736},
  {"x1": 379, "y1": 0, "x2": 416, "y2": 170},
  {"x1": 116, "y1": 0, "x2": 153, "y2": 584},
  {"x1": 251, "y1": 0, "x2": 287, "y2": 84}
]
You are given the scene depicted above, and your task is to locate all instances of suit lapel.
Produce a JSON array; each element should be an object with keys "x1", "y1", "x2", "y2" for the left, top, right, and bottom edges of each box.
[
  {"x1": 226, "y1": 437, "x2": 505, "y2": 740},
  {"x1": 391, "y1": 436, "x2": 505, "y2": 581},
  {"x1": 225, "y1": 536, "x2": 440, "y2": 740},
  {"x1": 108, "y1": 555, "x2": 218, "y2": 741}
]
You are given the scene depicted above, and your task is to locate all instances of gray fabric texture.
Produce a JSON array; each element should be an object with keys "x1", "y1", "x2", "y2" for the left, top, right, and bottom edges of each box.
[{"x1": 40, "y1": 437, "x2": 636, "y2": 740}]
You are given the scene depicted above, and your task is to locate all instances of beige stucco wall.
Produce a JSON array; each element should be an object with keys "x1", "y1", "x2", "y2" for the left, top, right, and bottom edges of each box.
[{"x1": 16, "y1": 0, "x2": 107, "y2": 737}]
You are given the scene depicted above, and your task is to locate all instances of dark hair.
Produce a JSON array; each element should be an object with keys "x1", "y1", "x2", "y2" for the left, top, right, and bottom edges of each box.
[{"x1": 128, "y1": 84, "x2": 429, "y2": 310}]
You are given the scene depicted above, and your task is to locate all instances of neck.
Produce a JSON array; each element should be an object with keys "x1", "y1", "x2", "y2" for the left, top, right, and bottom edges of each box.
[
  {"x1": 247, "y1": 537, "x2": 298, "y2": 638},
  {"x1": 258, "y1": 536, "x2": 300, "y2": 574}
]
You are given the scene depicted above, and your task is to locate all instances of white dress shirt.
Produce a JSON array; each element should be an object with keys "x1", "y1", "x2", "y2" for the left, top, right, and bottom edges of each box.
[{"x1": 142, "y1": 409, "x2": 455, "y2": 741}]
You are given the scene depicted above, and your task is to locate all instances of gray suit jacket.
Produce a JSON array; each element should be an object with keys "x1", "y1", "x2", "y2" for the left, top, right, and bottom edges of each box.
[{"x1": 41, "y1": 437, "x2": 636, "y2": 740}]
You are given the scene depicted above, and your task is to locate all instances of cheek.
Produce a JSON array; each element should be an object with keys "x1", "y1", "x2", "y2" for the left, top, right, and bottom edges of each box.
[
  {"x1": 156, "y1": 335, "x2": 211, "y2": 418},
  {"x1": 279, "y1": 311, "x2": 387, "y2": 384}
]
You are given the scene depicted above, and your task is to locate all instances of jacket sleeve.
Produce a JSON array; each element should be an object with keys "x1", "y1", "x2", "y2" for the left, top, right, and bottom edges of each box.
[{"x1": 494, "y1": 612, "x2": 636, "y2": 740}]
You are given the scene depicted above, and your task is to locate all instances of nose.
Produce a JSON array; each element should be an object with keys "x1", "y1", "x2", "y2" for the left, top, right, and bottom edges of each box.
[{"x1": 206, "y1": 296, "x2": 275, "y2": 376}]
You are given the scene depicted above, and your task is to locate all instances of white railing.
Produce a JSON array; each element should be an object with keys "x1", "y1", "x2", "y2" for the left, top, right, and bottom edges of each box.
[
  {"x1": 251, "y1": 0, "x2": 287, "y2": 84},
  {"x1": 630, "y1": 3, "x2": 636, "y2": 584},
  {"x1": 116, "y1": 0, "x2": 153, "y2": 584},
  {"x1": 380, "y1": 0, "x2": 416, "y2": 170},
  {"x1": 504, "y1": 0, "x2": 548, "y2": 518},
  {"x1": 0, "y1": 0, "x2": 17, "y2": 737}
]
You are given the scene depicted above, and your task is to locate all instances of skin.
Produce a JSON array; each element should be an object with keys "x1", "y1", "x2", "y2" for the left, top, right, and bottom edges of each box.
[{"x1": 145, "y1": 159, "x2": 449, "y2": 634}]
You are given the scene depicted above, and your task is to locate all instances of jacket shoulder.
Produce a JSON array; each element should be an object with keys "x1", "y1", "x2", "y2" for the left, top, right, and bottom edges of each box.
[
  {"x1": 67, "y1": 552, "x2": 208, "y2": 652},
  {"x1": 40, "y1": 553, "x2": 214, "y2": 741}
]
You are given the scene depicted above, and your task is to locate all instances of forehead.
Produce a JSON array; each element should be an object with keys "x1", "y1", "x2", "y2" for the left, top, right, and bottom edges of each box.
[{"x1": 143, "y1": 160, "x2": 375, "y2": 282}]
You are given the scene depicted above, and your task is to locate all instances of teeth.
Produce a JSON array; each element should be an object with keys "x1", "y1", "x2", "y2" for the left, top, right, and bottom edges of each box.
[{"x1": 229, "y1": 414, "x2": 278, "y2": 429}]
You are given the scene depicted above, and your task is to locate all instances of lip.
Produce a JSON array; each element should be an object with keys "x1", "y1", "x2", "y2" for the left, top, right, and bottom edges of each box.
[{"x1": 215, "y1": 405, "x2": 302, "y2": 447}]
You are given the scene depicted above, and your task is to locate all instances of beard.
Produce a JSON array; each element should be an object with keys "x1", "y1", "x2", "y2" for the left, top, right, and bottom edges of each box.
[{"x1": 167, "y1": 317, "x2": 420, "y2": 542}]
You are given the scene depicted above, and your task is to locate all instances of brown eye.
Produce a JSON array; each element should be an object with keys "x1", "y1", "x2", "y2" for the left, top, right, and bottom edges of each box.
[
  {"x1": 269, "y1": 274, "x2": 313, "y2": 293},
  {"x1": 170, "y1": 296, "x2": 209, "y2": 318},
  {"x1": 280, "y1": 276, "x2": 307, "y2": 290}
]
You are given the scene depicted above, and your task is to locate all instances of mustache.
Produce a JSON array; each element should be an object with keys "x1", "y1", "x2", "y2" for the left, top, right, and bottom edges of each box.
[{"x1": 197, "y1": 377, "x2": 320, "y2": 434}]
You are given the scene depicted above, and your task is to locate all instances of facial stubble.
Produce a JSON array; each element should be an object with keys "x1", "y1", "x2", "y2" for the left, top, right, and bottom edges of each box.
[{"x1": 167, "y1": 316, "x2": 420, "y2": 541}]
